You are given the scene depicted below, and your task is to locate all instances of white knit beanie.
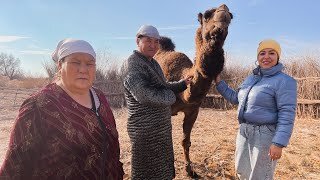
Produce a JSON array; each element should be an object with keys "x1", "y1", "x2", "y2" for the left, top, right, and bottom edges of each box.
[{"x1": 136, "y1": 25, "x2": 160, "y2": 39}]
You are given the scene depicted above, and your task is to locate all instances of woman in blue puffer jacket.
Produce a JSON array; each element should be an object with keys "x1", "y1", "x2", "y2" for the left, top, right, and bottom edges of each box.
[{"x1": 215, "y1": 39, "x2": 297, "y2": 180}]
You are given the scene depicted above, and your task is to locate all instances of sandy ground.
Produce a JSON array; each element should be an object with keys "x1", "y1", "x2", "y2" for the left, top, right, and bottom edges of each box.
[{"x1": 0, "y1": 89, "x2": 319, "y2": 179}]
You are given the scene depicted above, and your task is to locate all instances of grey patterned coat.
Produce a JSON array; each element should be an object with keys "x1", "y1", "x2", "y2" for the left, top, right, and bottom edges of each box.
[{"x1": 122, "y1": 50, "x2": 187, "y2": 179}]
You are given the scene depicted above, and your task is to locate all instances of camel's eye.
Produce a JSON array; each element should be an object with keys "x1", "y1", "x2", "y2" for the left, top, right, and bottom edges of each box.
[{"x1": 203, "y1": 10, "x2": 214, "y2": 20}]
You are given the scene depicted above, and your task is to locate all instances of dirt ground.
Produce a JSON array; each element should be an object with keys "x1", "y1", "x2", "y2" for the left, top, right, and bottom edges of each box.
[
  {"x1": 114, "y1": 109, "x2": 320, "y2": 180},
  {"x1": 0, "y1": 89, "x2": 319, "y2": 179}
]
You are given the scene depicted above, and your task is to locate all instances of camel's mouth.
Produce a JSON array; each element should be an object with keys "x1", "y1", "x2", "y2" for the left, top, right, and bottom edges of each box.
[
  {"x1": 200, "y1": 4, "x2": 232, "y2": 47},
  {"x1": 205, "y1": 27, "x2": 228, "y2": 47}
]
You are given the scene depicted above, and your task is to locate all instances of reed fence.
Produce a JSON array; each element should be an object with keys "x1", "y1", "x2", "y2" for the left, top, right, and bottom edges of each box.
[{"x1": 1, "y1": 77, "x2": 319, "y2": 118}]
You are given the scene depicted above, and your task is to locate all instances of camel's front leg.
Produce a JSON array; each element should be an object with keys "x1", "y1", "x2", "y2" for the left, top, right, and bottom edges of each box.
[{"x1": 182, "y1": 107, "x2": 200, "y2": 178}]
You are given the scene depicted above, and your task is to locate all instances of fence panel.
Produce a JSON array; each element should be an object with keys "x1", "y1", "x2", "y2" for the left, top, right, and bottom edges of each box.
[{"x1": 1, "y1": 77, "x2": 319, "y2": 118}]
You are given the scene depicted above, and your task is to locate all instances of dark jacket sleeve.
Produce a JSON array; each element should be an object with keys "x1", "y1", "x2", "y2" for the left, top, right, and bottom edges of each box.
[
  {"x1": 166, "y1": 79, "x2": 187, "y2": 93},
  {"x1": 153, "y1": 59, "x2": 187, "y2": 93},
  {"x1": 123, "y1": 72, "x2": 176, "y2": 107},
  {"x1": 0, "y1": 98, "x2": 44, "y2": 179}
]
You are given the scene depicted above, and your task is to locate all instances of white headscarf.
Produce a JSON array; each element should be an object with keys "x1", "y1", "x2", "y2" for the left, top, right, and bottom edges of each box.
[{"x1": 52, "y1": 38, "x2": 96, "y2": 62}]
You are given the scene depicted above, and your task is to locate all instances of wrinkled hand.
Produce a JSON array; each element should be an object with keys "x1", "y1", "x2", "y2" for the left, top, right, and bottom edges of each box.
[
  {"x1": 184, "y1": 75, "x2": 193, "y2": 85},
  {"x1": 269, "y1": 144, "x2": 283, "y2": 160}
]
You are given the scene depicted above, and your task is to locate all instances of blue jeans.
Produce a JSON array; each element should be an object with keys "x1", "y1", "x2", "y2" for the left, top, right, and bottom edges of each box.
[{"x1": 235, "y1": 123, "x2": 277, "y2": 180}]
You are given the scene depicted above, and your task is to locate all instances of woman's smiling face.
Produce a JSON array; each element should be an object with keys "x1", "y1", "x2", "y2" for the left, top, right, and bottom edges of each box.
[{"x1": 258, "y1": 48, "x2": 279, "y2": 69}]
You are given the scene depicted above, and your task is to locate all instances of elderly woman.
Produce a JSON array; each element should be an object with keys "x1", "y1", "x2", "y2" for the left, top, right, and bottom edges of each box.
[
  {"x1": 215, "y1": 39, "x2": 297, "y2": 179},
  {"x1": 0, "y1": 39, "x2": 124, "y2": 179}
]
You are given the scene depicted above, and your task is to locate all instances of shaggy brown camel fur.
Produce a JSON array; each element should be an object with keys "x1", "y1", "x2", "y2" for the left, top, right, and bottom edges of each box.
[{"x1": 154, "y1": 4, "x2": 233, "y2": 178}]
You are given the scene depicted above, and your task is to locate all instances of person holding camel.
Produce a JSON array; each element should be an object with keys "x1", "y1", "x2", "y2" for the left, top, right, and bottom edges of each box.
[
  {"x1": 122, "y1": 25, "x2": 192, "y2": 179},
  {"x1": 0, "y1": 39, "x2": 124, "y2": 179},
  {"x1": 215, "y1": 39, "x2": 297, "y2": 179}
]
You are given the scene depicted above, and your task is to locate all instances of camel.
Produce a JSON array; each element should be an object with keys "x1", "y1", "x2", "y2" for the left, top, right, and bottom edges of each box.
[{"x1": 154, "y1": 4, "x2": 233, "y2": 178}]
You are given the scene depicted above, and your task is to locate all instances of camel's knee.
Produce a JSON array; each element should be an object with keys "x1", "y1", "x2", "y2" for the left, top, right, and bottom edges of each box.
[{"x1": 182, "y1": 139, "x2": 191, "y2": 149}]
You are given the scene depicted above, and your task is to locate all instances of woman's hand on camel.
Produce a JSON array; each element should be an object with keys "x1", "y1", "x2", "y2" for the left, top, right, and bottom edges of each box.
[
  {"x1": 184, "y1": 75, "x2": 193, "y2": 85},
  {"x1": 215, "y1": 74, "x2": 221, "y2": 84}
]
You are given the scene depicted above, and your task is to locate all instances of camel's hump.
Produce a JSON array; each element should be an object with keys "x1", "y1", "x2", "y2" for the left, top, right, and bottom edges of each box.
[{"x1": 159, "y1": 36, "x2": 175, "y2": 52}]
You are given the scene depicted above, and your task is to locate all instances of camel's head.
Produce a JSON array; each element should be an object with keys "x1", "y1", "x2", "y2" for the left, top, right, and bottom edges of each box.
[{"x1": 198, "y1": 4, "x2": 233, "y2": 48}]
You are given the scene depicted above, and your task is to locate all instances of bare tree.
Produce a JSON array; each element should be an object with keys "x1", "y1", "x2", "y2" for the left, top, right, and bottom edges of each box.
[
  {"x1": 0, "y1": 52, "x2": 23, "y2": 80},
  {"x1": 42, "y1": 60, "x2": 57, "y2": 80}
]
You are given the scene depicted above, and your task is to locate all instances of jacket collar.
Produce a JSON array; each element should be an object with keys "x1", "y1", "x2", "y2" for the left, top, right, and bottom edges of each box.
[
  {"x1": 253, "y1": 63, "x2": 283, "y2": 77},
  {"x1": 133, "y1": 50, "x2": 154, "y2": 62}
]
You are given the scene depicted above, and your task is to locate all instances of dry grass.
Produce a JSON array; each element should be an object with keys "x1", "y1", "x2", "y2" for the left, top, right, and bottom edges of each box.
[
  {"x1": 1, "y1": 108, "x2": 319, "y2": 179},
  {"x1": 0, "y1": 76, "x2": 48, "y2": 89},
  {"x1": 0, "y1": 55, "x2": 319, "y2": 178},
  {"x1": 115, "y1": 108, "x2": 320, "y2": 180},
  {"x1": 0, "y1": 88, "x2": 319, "y2": 179}
]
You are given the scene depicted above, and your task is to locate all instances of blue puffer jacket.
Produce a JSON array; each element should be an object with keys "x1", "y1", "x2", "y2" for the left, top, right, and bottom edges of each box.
[{"x1": 216, "y1": 63, "x2": 297, "y2": 146}]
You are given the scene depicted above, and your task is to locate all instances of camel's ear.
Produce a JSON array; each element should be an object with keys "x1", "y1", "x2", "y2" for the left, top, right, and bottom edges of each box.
[
  {"x1": 229, "y1": 12, "x2": 234, "y2": 19},
  {"x1": 198, "y1": 13, "x2": 203, "y2": 25}
]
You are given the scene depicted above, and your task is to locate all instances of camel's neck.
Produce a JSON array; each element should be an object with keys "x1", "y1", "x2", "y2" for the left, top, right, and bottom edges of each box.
[
  {"x1": 195, "y1": 47, "x2": 224, "y2": 78},
  {"x1": 194, "y1": 28, "x2": 225, "y2": 78},
  {"x1": 181, "y1": 29, "x2": 225, "y2": 104}
]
